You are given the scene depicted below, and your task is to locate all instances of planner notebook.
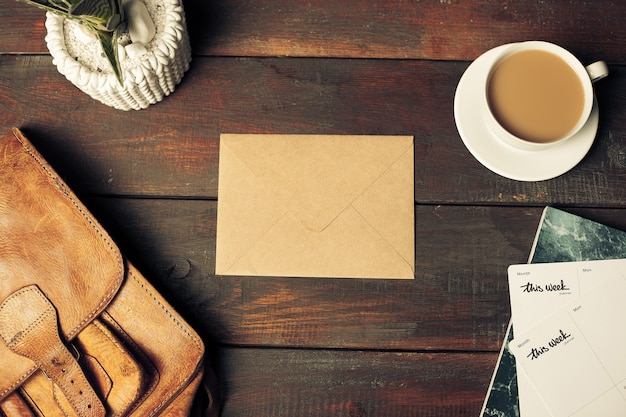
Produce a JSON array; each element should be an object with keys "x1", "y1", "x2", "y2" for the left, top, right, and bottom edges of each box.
[
  {"x1": 508, "y1": 259, "x2": 626, "y2": 417},
  {"x1": 479, "y1": 207, "x2": 626, "y2": 417}
]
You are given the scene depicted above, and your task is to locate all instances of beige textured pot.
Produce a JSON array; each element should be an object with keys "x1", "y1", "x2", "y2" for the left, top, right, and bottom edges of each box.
[{"x1": 44, "y1": 0, "x2": 191, "y2": 110}]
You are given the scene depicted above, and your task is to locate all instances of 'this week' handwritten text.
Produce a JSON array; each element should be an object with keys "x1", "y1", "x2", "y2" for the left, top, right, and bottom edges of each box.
[
  {"x1": 520, "y1": 279, "x2": 570, "y2": 293},
  {"x1": 520, "y1": 329, "x2": 573, "y2": 360}
]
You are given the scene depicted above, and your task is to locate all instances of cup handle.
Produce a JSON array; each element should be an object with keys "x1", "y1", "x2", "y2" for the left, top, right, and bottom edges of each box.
[{"x1": 586, "y1": 61, "x2": 609, "y2": 83}]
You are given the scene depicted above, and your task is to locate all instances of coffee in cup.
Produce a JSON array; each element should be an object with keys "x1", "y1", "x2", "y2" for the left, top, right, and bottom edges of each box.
[{"x1": 484, "y1": 41, "x2": 608, "y2": 151}]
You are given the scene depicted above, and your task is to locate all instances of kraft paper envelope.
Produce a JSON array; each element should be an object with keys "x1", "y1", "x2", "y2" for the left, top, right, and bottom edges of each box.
[{"x1": 215, "y1": 134, "x2": 415, "y2": 279}]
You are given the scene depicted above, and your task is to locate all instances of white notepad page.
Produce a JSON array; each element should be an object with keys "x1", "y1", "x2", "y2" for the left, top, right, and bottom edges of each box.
[{"x1": 508, "y1": 259, "x2": 626, "y2": 417}]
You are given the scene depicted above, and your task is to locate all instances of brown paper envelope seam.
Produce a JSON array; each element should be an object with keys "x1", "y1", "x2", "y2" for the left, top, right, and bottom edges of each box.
[{"x1": 0, "y1": 128, "x2": 218, "y2": 417}]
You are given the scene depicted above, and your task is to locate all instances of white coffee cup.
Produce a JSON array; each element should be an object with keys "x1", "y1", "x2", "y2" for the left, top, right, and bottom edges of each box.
[{"x1": 483, "y1": 41, "x2": 608, "y2": 151}]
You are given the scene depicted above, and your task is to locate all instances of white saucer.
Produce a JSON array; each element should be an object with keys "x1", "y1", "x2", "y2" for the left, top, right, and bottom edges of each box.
[{"x1": 454, "y1": 44, "x2": 598, "y2": 182}]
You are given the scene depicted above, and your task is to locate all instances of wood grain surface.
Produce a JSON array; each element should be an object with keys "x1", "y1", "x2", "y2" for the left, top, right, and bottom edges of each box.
[{"x1": 3, "y1": 0, "x2": 626, "y2": 415}]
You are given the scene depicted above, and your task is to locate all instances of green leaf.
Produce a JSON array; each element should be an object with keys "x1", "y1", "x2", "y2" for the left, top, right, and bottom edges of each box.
[
  {"x1": 49, "y1": 0, "x2": 73, "y2": 10},
  {"x1": 70, "y1": 0, "x2": 111, "y2": 25},
  {"x1": 105, "y1": 13, "x2": 122, "y2": 31},
  {"x1": 18, "y1": 0, "x2": 124, "y2": 85},
  {"x1": 96, "y1": 29, "x2": 123, "y2": 85},
  {"x1": 17, "y1": 0, "x2": 69, "y2": 14}
]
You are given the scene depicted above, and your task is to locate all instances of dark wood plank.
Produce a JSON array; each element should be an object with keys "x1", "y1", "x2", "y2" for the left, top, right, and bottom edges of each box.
[
  {"x1": 186, "y1": 0, "x2": 626, "y2": 63},
  {"x1": 215, "y1": 347, "x2": 497, "y2": 417},
  {"x1": 0, "y1": 4, "x2": 47, "y2": 54},
  {"x1": 83, "y1": 198, "x2": 551, "y2": 351},
  {"x1": 82, "y1": 197, "x2": 626, "y2": 352},
  {"x1": 3, "y1": 0, "x2": 626, "y2": 63},
  {"x1": 3, "y1": 55, "x2": 626, "y2": 206}
]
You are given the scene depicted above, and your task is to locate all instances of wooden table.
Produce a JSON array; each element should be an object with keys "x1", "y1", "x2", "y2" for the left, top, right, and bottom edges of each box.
[{"x1": 3, "y1": 1, "x2": 626, "y2": 416}]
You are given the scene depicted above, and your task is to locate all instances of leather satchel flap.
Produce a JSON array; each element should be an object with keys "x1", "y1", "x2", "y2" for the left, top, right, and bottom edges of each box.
[{"x1": 0, "y1": 128, "x2": 124, "y2": 400}]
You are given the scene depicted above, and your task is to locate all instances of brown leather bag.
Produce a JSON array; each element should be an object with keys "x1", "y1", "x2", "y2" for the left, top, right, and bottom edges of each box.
[{"x1": 0, "y1": 128, "x2": 219, "y2": 417}]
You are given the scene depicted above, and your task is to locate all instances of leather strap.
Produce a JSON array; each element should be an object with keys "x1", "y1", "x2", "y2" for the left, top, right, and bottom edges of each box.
[{"x1": 0, "y1": 286, "x2": 105, "y2": 417}]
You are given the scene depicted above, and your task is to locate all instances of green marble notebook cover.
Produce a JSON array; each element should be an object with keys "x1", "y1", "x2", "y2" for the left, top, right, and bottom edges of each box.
[{"x1": 480, "y1": 206, "x2": 626, "y2": 417}]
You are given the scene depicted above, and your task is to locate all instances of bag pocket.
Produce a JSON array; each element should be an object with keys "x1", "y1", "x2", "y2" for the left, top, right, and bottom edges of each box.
[{"x1": 6, "y1": 318, "x2": 154, "y2": 417}]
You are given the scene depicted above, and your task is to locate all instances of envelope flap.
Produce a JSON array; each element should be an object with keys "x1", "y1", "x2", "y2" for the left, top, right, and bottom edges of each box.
[
  {"x1": 221, "y1": 134, "x2": 413, "y2": 232},
  {"x1": 0, "y1": 128, "x2": 124, "y2": 399}
]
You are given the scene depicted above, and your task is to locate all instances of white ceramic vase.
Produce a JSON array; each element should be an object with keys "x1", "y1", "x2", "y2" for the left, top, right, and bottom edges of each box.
[{"x1": 44, "y1": 0, "x2": 191, "y2": 111}]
